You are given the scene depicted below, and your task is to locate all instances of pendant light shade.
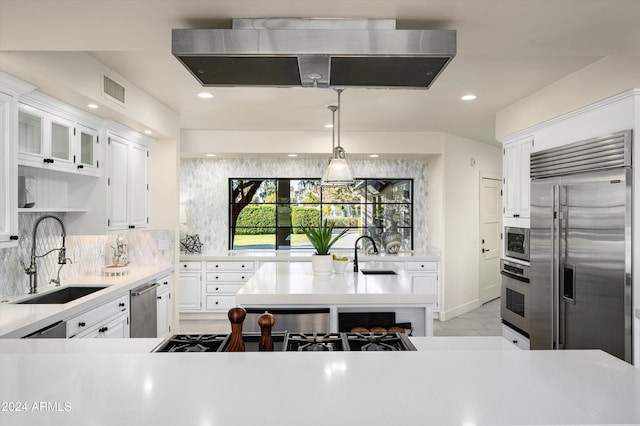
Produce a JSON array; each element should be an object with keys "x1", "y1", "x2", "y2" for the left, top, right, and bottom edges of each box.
[{"x1": 321, "y1": 89, "x2": 355, "y2": 186}]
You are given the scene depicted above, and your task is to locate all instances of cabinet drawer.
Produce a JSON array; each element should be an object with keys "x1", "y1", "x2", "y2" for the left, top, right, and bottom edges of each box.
[
  {"x1": 407, "y1": 261, "x2": 438, "y2": 271},
  {"x1": 502, "y1": 324, "x2": 530, "y2": 350},
  {"x1": 180, "y1": 262, "x2": 201, "y2": 271},
  {"x1": 205, "y1": 272, "x2": 252, "y2": 282},
  {"x1": 206, "y1": 284, "x2": 243, "y2": 295},
  {"x1": 206, "y1": 261, "x2": 254, "y2": 271},
  {"x1": 205, "y1": 295, "x2": 236, "y2": 311},
  {"x1": 67, "y1": 294, "x2": 129, "y2": 337}
]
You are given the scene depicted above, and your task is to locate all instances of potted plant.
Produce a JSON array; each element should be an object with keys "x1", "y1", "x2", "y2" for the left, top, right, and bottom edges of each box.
[{"x1": 301, "y1": 220, "x2": 349, "y2": 275}]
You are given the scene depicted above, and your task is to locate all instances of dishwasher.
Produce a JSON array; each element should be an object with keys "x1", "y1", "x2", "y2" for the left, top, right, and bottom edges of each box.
[{"x1": 130, "y1": 280, "x2": 159, "y2": 338}]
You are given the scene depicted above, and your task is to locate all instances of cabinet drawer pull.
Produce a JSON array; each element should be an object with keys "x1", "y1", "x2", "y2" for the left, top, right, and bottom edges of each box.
[
  {"x1": 77, "y1": 164, "x2": 84, "y2": 169},
  {"x1": 157, "y1": 296, "x2": 162, "y2": 300},
  {"x1": 119, "y1": 302, "x2": 125, "y2": 307},
  {"x1": 9, "y1": 235, "x2": 18, "y2": 241},
  {"x1": 78, "y1": 322, "x2": 86, "y2": 327}
]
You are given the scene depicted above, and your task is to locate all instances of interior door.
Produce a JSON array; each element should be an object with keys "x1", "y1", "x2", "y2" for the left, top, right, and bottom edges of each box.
[{"x1": 479, "y1": 174, "x2": 502, "y2": 304}]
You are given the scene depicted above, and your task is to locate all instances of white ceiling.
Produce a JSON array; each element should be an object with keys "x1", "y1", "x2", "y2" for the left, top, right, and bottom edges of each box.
[{"x1": 1, "y1": 0, "x2": 639, "y2": 145}]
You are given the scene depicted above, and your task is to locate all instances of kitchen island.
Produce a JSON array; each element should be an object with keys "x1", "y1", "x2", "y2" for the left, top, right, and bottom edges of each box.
[
  {"x1": 236, "y1": 262, "x2": 438, "y2": 336},
  {"x1": 0, "y1": 338, "x2": 638, "y2": 426}
]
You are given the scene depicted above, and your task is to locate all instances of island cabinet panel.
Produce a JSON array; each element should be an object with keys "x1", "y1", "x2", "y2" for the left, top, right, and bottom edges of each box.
[
  {"x1": 178, "y1": 272, "x2": 202, "y2": 311},
  {"x1": 411, "y1": 274, "x2": 438, "y2": 294}
]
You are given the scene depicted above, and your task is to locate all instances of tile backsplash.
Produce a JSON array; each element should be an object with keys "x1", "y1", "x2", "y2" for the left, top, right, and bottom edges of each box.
[
  {"x1": 0, "y1": 213, "x2": 174, "y2": 299},
  {"x1": 180, "y1": 157, "x2": 428, "y2": 253}
]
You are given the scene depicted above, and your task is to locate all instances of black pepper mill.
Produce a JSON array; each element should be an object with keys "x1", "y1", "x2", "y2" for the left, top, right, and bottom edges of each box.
[
  {"x1": 227, "y1": 307, "x2": 246, "y2": 352},
  {"x1": 258, "y1": 312, "x2": 275, "y2": 352}
]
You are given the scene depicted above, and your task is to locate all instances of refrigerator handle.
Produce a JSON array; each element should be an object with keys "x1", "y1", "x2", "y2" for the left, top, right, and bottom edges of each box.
[
  {"x1": 552, "y1": 184, "x2": 562, "y2": 350},
  {"x1": 561, "y1": 263, "x2": 576, "y2": 304}
]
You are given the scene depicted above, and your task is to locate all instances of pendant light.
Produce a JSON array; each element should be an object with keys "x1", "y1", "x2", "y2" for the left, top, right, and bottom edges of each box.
[{"x1": 321, "y1": 89, "x2": 355, "y2": 186}]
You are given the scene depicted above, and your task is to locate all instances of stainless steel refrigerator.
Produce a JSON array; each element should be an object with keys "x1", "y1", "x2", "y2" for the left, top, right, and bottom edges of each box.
[{"x1": 529, "y1": 130, "x2": 632, "y2": 362}]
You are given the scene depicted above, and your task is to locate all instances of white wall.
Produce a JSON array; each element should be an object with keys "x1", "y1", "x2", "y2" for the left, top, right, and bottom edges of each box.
[
  {"x1": 439, "y1": 134, "x2": 502, "y2": 320},
  {"x1": 496, "y1": 56, "x2": 640, "y2": 140}
]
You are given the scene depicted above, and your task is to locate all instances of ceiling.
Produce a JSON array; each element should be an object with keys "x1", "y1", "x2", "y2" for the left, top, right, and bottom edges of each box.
[{"x1": 1, "y1": 0, "x2": 639, "y2": 145}]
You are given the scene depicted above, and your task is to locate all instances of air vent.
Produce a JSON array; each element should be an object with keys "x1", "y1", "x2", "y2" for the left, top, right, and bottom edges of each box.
[
  {"x1": 530, "y1": 130, "x2": 632, "y2": 179},
  {"x1": 102, "y1": 75, "x2": 125, "y2": 104}
]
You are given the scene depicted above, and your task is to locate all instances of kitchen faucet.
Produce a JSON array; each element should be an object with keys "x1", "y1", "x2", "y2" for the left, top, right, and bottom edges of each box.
[
  {"x1": 353, "y1": 235, "x2": 378, "y2": 272},
  {"x1": 22, "y1": 215, "x2": 67, "y2": 294}
]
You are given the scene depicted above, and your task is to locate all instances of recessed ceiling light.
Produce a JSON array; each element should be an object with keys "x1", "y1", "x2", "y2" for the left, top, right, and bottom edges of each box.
[
  {"x1": 324, "y1": 124, "x2": 333, "y2": 128},
  {"x1": 369, "y1": 154, "x2": 380, "y2": 158},
  {"x1": 205, "y1": 153, "x2": 216, "y2": 157},
  {"x1": 87, "y1": 103, "x2": 98, "y2": 109},
  {"x1": 287, "y1": 154, "x2": 298, "y2": 157},
  {"x1": 144, "y1": 130, "x2": 152, "y2": 135},
  {"x1": 198, "y1": 92, "x2": 214, "y2": 99},
  {"x1": 461, "y1": 94, "x2": 477, "y2": 101}
]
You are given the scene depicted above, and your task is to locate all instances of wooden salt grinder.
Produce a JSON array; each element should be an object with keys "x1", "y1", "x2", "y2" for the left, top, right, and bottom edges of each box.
[
  {"x1": 227, "y1": 307, "x2": 246, "y2": 352},
  {"x1": 258, "y1": 312, "x2": 275, "y2": 352}
]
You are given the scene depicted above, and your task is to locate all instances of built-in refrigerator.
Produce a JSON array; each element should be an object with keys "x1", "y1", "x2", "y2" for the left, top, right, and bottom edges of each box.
[{"x1": 529, "y1": 130, "x2": 632, "y2": 362}]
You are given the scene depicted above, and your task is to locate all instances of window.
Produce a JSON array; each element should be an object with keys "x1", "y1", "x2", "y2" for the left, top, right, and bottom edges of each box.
[{"x1": 229, "y1": 178, "x2": 413, "y2": 252}]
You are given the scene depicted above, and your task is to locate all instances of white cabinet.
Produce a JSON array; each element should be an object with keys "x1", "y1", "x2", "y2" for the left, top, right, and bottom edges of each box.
[
  {"x1": 503, "y1": 137, "x2": 532, "y2": 220},
  {"x1": 67, "y1": 294, "x2": 130, "y2": 338},
  {"x1": 405, "y1": 261, "x2": 439, "y2": 311},
  {"x1": 204, "y1": 261, "x2": 254, "y2": 313},
  {"x1": 17, "y1": 103, "x2": 99, "y2": 175},
  {"x1": 179, "y1": 269, "x2": 202, "y2": 311},
  {"x1": 107, "y1": 132, "x2": 148, "y2": 231},
  {"x1": 0, "y1": 92, "x2": 19, "y2": 248},
  {"x1": 156, "y1": 274, "x2": 173, "y2": 338},
  {"x1": 502, "y1": 324, "x2": 530, "y2": 350}
]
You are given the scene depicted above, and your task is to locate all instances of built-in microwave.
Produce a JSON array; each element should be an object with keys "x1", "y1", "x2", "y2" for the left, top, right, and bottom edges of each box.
[{"x1": 504, "y1": 226, "x2": 530, "y2": 262}]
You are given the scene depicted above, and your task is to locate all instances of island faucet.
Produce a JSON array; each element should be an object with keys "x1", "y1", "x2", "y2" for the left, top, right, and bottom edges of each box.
[
  {"x1": 22, "y1": 215, "x2": 67, "y2": 294},
  {"x1": 353, "y1": 235, "x2": 378, "y2": 272}
]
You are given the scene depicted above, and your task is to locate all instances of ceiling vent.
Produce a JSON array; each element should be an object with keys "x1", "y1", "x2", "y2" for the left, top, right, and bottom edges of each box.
[
  {"x1": 102, "y1": 75, "x2": 126, "y2": 104},
  {"x1": 172, "y1": 18, "x2": 456, "y2": 89}
]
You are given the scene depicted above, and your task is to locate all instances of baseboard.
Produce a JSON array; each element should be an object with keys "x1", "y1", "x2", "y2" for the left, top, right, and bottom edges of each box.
[{"x1": 439, "y1": 299, "x2": 480, "y2": 322}]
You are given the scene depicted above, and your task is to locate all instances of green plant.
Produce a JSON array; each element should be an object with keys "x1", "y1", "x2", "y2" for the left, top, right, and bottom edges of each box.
[{"x1": 301, "y1": 219, "x2": 349, "y2": 255}]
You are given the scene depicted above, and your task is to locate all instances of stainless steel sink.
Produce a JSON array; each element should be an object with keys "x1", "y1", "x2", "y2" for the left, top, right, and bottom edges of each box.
[
  {"x1": 360, "y1": 270, "x2": 398, "y2": 275},
  {"x1": 15, "y1": 286, "x2": 108, "y2": 304}
]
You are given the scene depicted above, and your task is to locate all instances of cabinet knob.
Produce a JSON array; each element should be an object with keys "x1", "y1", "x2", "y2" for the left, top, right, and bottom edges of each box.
[
  {"x1": 183, "y1": 264, "x2": 187, "y2": 268},
  {"x1": 241, "y1": 264, "x2": 245, "y2": 268},
  {"x1": 215, "y1": 264, "x2": 219, "y2": 268},
  {"x1": 215, "y1": 301, "x2": 219, "y2": 305},
  {"x1": 119, "y1": 302, "x2": 125, "y2": 307},
  {"x1": 215, "y1": 287, "x2": 219, "y2": 291},
  {"x1": 9, "y1": 235, "x2": 18, "y2": 241},
  {"x1": 241, "y1": 276, "x2": 245, "y2": 280},
  {"x1": 512, "y1": 340, "x2": 518, "y2": 344},
  {"x1": 78, "y1": 322, "x2": 86, "y2": 327},
  {"x1": 77, "y1": 164, "x2": 84, "y2": 169}
]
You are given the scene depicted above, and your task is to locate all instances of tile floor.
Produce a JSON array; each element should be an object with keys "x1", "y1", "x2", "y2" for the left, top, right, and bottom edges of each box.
[{"x1": 179, "y1": 298, "x2": 502, "y2": 336}]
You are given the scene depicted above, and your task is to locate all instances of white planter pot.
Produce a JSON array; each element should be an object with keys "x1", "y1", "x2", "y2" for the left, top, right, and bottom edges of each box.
[{"x1": 311, "y1": 254, "x2": 333, "y2": 276}]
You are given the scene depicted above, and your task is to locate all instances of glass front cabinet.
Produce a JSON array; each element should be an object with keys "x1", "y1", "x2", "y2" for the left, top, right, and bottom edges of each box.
[{"x1": 18, "y1": 103, "x2": 100, "y2": 176}]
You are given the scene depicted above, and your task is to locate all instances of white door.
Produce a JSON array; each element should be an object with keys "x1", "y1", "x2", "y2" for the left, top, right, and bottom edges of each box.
[
  {"x1": 107, "y1": 134, "x2": 130, "y2": 230},
  {"x1": 479, "y1": 173, "x2": 502, "y2": 304}
]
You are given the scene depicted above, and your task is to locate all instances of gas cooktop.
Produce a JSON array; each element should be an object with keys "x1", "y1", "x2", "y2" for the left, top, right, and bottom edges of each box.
[{"x1": 153, "y1": 332, "x2": 416, "y2": 352}]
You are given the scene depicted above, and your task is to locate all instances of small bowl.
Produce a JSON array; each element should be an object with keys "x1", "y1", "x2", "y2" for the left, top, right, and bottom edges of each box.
[{"x1": 333, "y1": 260, "x2": 349, "y2": 274}]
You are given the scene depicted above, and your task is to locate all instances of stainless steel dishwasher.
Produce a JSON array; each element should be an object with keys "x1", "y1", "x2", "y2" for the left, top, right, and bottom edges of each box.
[{"x1": 130, "y1": 280, "x2": 159, "y2": 338}]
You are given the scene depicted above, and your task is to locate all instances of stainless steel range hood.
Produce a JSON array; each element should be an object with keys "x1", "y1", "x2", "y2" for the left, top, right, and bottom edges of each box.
[{"x1": 172, "y1": 18, "x2": 456, "y2": 89}]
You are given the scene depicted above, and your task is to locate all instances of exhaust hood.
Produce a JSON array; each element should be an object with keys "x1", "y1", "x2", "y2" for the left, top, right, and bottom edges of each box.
[{"x1": 172, "y1": 18, "x2": 456, "y2": 89}]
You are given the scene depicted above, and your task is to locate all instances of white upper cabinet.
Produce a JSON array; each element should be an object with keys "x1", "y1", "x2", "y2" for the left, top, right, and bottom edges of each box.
[
  {"x1": 107, "y1": 132, "x2": 149, "y2": 232},
  {"x1": 0, "y1": 92, "x2": 19, "y2": 247},
  {"x1": 503, "y1": 137, "x2": 532, "y2": 220},
  {"x1": 17, "y1": 99, "x2": 102, "y2": 177}
]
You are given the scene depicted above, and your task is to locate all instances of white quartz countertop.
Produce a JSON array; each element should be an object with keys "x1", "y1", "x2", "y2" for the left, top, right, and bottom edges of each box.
[
  {"x1": 236, "y1": 262, "x2": 437, "y2": 306},
  {"x1": 181, "y1": 249, "x2": 440, "y2": 262},
  {"x1": 0, "y1": 265, "x2": 173, "y2": 338},
  {"x1": 0, "y1": 343, "x2": 637, "y2": 426}
]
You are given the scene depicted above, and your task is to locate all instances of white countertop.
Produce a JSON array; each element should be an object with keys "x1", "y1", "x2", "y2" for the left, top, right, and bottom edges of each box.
[
  {"x1": 0, "y1": 343, "x2": 637, "y2": 425},
  {"x1": 236, "y1": 262, "x2": 437, "y2": 306},
  {"x1": 0, "y1": 337, "x2": 164, "y2": 353},
  {"x1": 0, "y1": 265, "x2": 173, "y2": 338},
  {"x1": 181, "y1": 249, "x2": 440, "y2": 262}
]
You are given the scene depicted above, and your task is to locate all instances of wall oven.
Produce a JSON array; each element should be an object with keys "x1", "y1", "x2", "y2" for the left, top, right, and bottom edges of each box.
[
  {"x1": 500, "y1": 259, "x2": 530, "y2": 336},
  {"x1": 504, "y1": 226, "x2": 530, "y2": 262}
]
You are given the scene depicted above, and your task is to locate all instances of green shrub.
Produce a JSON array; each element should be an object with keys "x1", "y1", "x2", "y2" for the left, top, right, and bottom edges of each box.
[
  {"x1": 291, "y1": 207, "x2": 320, "y2": 233},
  {"x1": 235, "y1": 205, "x2": 276, "y2": 234}
]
